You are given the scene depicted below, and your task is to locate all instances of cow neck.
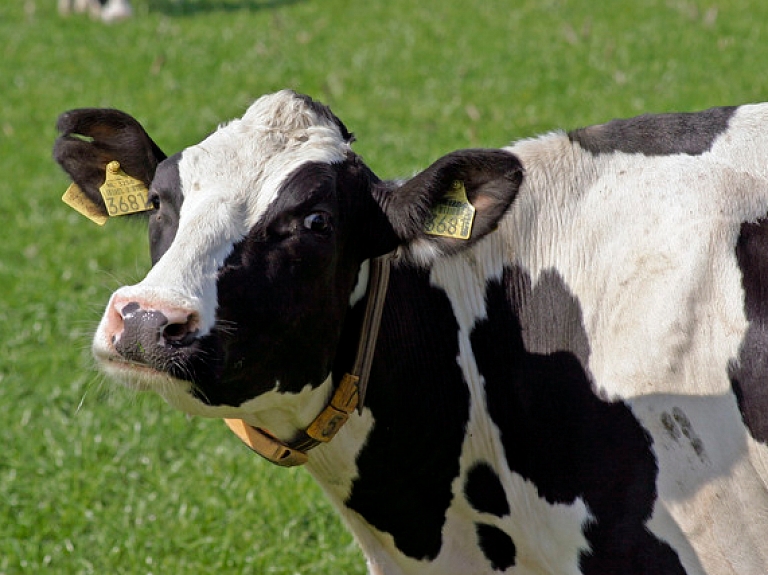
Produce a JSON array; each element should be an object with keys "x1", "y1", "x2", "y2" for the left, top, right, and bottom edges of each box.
[{"x1": 224, "y1": 253, "x2": 393, "y2": 467}]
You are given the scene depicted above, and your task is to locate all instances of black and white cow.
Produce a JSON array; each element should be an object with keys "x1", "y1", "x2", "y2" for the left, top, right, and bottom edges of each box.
[
  {"x1": 54, "y1": 90, "x2": 768, "y2": 574},
  {"x1": 58, "y1": 0, "x2": 132, "y2": 22}
]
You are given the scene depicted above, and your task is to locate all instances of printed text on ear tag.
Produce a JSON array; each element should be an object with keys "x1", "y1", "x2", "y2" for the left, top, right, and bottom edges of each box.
[
  {"x1": 62, "y1": 181, "x2": 109, "y2": 226},
  {"x1": 424, "y1": 180, "x2": 476, "y2": 240},
  {"x1": 99, "y1": 161, "x2": 153, "y2": 217}
]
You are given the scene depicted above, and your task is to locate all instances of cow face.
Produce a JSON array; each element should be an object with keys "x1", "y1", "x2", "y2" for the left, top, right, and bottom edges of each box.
[{"x1": 54, "y1": 90, "x2": 522, "y2": 432}]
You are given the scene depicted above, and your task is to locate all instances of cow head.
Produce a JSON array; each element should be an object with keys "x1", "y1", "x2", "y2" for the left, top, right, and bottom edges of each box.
[{"x1": 54, "y1": 90, "x2": 522, "y2": 439}]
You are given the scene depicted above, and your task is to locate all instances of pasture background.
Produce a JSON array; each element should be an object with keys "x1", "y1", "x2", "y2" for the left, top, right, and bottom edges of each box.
[{"x1": 1, "y1": 0, "x2": 767, "y2": 572}]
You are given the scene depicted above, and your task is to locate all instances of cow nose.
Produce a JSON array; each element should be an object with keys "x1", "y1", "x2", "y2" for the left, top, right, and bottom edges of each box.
[{"x1": 106, "y1": 298, "x2": 201, "y2": 364}]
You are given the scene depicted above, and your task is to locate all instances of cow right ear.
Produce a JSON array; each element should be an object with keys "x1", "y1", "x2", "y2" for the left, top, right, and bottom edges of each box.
[
  {"x1": 53, "y1": 108, "x2": 167, "y2": 223},
  {"x1": 374, "y1": 149, "x2": 523, "y2": 264}
]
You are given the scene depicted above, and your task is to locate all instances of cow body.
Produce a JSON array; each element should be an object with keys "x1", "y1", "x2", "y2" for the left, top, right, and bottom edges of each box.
[{"x1": 54, "y1": 92, "x2": 768, "y2": 574}]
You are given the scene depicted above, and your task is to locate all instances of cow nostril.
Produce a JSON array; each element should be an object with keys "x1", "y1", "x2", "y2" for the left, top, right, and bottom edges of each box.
[
  {"x1": 121, "y1": 302, "x2": 141, "y2": 317},
  {"x1": 162, "y1": 314, "x2": 200, "y2": 347},
  {"x1": 164, "y1": 322, "x2": 186, "y2": 340}
]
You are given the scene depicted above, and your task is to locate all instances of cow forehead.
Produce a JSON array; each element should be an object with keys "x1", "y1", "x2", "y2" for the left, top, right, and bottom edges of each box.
[{"x1": 176, "y1": 90, "x2": 352, "y2": 230}]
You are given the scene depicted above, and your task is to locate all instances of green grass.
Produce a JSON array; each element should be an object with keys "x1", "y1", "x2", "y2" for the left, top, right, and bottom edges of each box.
[{"x1": 2, "y1": 0, "x2": 768, "y2": 572}]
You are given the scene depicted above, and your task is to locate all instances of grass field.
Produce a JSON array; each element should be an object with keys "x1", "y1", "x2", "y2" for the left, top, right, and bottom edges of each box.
[{"x1": 2, "y1": 0, "x2": 768, "y2": 573}]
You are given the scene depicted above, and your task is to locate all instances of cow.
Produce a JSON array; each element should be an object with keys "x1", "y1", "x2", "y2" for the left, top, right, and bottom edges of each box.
[
  {"x1": 58, "y1": 0, "x2": 132, "y2": 22},
  {"x1": 53, "y1": 90, "x2": 768, "y2": 575}
]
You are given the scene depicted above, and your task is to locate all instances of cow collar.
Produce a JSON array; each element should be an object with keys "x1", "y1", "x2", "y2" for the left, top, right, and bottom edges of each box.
[{"x1": 224, "y1": 253, "x2": 393, "y2": 467}]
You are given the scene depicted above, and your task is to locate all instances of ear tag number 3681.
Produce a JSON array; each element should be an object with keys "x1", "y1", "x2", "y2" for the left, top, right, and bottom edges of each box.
[
  {"x1": 99, "y1": 161, "x2": 153, "y2": 217},
  {"x1": 424, "y1": 180, "x2": 476, "y2": 240}
]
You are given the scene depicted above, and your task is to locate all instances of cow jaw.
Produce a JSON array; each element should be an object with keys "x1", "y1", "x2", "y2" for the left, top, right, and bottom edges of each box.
[
  {"x1": 91, "y1": 277, "x2": 325, "y2": 432},
  {"x1": 94, "y1": 312, "x2": 337, "y2": 441}
]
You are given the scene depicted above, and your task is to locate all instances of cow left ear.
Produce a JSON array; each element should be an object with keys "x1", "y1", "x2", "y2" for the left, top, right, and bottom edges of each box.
[
  {"x1": 374, "y1": 149, "x2": 523, "y2": 263},
  {"x1": 54, "y1": 108, "x2": 167, "y2": 225}
]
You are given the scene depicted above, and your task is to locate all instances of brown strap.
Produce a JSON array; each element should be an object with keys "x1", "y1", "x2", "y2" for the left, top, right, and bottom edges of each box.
[
  {"x1": 224, "y1": 418, "x2": 308, "y2": 466},
  {"x1": 353, "y1": 254, "x2": 392, "y2": 413}
]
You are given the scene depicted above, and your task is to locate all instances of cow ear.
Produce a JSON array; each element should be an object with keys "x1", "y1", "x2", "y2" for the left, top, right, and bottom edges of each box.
[
  {"x1": 53, "y1": 108, "x2": 167, "y2": 220},
  {"x1": 375, "y1": 149, "x2": 522, "y2": 263}
]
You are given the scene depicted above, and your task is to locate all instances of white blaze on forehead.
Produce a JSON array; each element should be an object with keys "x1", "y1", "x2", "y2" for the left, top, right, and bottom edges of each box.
[{"x1": 132, "y1": 91, "x2": 352, "y2": 333}]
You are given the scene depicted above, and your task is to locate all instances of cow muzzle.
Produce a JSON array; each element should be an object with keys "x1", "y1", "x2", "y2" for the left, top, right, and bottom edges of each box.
[{"x1": 102, "y1": 296, "x2": 201, "y2": 370}]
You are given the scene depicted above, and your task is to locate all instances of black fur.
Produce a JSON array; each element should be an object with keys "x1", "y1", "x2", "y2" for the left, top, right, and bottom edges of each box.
[
  {"x1": 465, "y1": 462, "x2": 510, "y2": 517},
  {"x1": 730, "y1": 219, "x2": 768, "y2": 444},
  {"x1": 569, "y1": 106, "x2": 736, "y2": 157},
  {"x1": 472, "y1": 266, "x2": 686, "y2": 575}
]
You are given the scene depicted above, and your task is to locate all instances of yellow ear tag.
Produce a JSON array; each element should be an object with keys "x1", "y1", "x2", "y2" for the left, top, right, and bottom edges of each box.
[
  {"x1": 424, "y1": 180, "x2": 476, "y2": 240},
  {"x1": 98, "y1": 161, "x2": 153, "y2": 217},
  {"x1": 62, "y1": 181, "x2": 109, "y2": 226}
]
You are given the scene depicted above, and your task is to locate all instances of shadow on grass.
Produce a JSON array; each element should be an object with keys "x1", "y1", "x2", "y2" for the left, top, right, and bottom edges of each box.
[{"x1": 150, "y1": 0, "x2": 306, "y2": 17}]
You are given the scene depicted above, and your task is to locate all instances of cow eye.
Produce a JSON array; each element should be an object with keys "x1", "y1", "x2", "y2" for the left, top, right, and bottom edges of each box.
[
  {"x1": 303, "y1": 212, "x2": 333, "y2": 235},
  {"x1": 148, "y1": 192, "x2": 160, "y2": 211}
]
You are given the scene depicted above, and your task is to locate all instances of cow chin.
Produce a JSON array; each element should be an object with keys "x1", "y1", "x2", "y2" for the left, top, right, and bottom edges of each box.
[
  {"x1": 99, "y1": 356, "x2": 171, "y2": 391},
  {"x1": 96, "y1": 351, "x2": 241, "y2": 418},
  {"x1": 92, "y1": 330, "x2": 200, "y2": 406},
  {"x1": 96, "y1": 349, "x2": 189, "y2": 396},
  {"x1": 93, "y1": 330, "x2": 282, "y2": 421}
]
